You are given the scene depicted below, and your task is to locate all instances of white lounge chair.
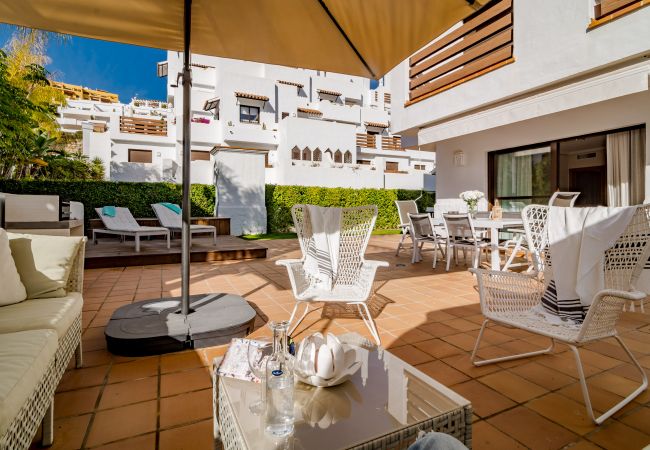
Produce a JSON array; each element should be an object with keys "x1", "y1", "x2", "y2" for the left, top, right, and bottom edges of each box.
[
  {"x1": 93, "y1": 207, "x2": 170, "y2": 252},
  {"x1": 276, "y1": 204, "x2": 388, "y2": 345},
  {"x1": 470, "y1": 204, "x2": 650, "y2": 425},
  {"x1": 151, "y1": 203, "x2": 217, "y2": 245}
]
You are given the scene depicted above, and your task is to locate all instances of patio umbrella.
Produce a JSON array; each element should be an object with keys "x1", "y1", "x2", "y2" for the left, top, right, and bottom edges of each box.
[{"x1": 0, "y1": 0, "x2": 488, "y2": 316}]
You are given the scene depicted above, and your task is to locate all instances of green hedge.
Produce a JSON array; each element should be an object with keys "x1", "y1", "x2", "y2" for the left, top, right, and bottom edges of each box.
[
  {"x1": 0, "y1": 180, "x2": 215, "y2": 231},
  {"x1": 0, "y1": 180, "x2": 433, "y2": 235},
  {"x1": 265, "y1": 185, "x2": 434, "y2": 232}
]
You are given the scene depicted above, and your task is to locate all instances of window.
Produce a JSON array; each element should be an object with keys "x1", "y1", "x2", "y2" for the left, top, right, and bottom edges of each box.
[
  {"x1": 128, "y1": 149, "x2": 152, "y2": 163},
  {"x1": 325, "y1": 150, "x2": 333, "y2": 162},
  {"x1": 344, "y1": 151, "x2": 352, "y2": 164},
  {"x1": 240, "y1": 105, "x2": 260, "y2": 123},
  {"x1": 414, "y1": 164, "x2": 426, "y2": 170},
  {"x1": 281, "y1": 112, "x2": 289, "y2": 120},
  {"x1": 334, "y1": 150, "x2": 343, "y2": 163},
  {"x1": 313, "y1": 149, "x2": 322, "y2": 161},
  {"x1": 358, "y1": 159, "x2": 371, "y2": 165},
  {"x1": 489, "y1": 146, "x2": 553, "y2": 211},
  {"x1": 385, "y1": 161, "x2": 399, "y2": 172},
  {"x1": 292, "y1": 147, "x2": 301, "y2": 160},
  {"x1": 191, "y1": 150, "x2": 210, "y2": 161},
  {"x1": 302, "y1": 148, "x2": 312, "y2": 161}
]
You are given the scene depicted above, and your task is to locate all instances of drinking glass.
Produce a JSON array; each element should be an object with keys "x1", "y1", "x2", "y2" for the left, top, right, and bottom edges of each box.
[{"x1": 247, "y1": 337, "x2": 273, "y2": 415}]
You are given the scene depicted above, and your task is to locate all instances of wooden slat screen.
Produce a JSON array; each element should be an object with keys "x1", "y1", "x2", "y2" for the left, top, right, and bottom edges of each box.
[
  {"x1": 356, "y1": 133, "x2": 376, "y2": 148},
  {"x1": 595, "y1": 0, "x2": 642, "y2": 18},
  {"x1": 408, "y1": 0, "x2": 513, "y2": 103},
  {"x1": 381, "y1": 136, "x2": 402, "y2": 151},
  {"x1": 120, "y1": 116, "x2": 168, "y2": 136}
]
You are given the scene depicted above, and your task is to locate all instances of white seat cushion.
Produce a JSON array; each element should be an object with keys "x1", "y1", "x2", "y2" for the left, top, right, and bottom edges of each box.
[
  {"x1": 0, "y1": 329, "x2": 58, "y2": 437},
  {"x1": 0, "y1": 293, "x2": 82, "y2": 338},
  {"x1": 8, "y1": 233, "x2": 83, "y2": 299},
  {"x1": 0, "y1": 229, "x2": 26, "y2": 306}
]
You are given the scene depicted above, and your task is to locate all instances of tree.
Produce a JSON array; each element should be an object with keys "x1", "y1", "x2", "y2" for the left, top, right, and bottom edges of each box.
[
  {"x1": 4, "y1": 28, "x2": 66, "y2": 138},
  {"x1": 0, "y1": 49, "x2": 40, "y2": 178}
]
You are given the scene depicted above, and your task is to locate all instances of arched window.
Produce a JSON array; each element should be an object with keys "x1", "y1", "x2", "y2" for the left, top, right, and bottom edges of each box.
[
  {"x1": 292, "y1": 146, "x2": 301, "y2": 160},
  {"x1": 313, "y1": 148, "x2": 322, "y2": 162},
  {"x1": 344, "y1": 151, "x2": 352, "y2": 164},
  {"x1": 334, "y1": 150, "x2": 343, "y2": 163},
  {"x1": 302, "y1": 148, "x2": 312, "y2": 161},
  {"x1": 324, "y1": 149, "x2": 333, "y2": 162}
]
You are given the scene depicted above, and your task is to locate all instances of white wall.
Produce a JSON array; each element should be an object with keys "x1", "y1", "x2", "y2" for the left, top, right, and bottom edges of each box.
[
  {"x1": 390, "y1": 0, "x2": 650, "y2": 134},
  {"x1": 434, "y1": 91, "x2": 650, "y2": 200}
]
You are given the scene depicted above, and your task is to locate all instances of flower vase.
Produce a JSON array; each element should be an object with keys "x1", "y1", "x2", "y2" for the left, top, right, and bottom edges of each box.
[{"x1": 467, "y1": 202, "x2": 477, "y2": 219}]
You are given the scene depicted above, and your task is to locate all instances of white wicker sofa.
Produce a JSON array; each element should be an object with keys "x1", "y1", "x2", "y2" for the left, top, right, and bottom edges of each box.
[{"x1": 0, "y1": 232, "x2": 85, "y2": 450}]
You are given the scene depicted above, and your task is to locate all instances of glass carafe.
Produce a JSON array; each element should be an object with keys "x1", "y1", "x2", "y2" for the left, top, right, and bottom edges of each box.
[{"x1": 264, "y1": 320, "x2": 295, "y2": 437}]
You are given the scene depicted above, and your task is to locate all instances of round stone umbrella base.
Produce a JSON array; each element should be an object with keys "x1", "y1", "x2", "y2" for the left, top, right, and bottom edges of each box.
[{"x1": 105, "y1": 293, "x2": 257, "y2": 356}]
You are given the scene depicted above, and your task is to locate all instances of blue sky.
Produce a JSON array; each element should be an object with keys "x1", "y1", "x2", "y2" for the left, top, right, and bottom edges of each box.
[{"x1": 0, "y1": 27, "x2": 167, "y2": 102}]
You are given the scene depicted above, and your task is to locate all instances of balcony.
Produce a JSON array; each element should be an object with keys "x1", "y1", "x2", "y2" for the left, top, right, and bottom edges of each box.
[
  {"x1": 119, "y1": 116, "x2": 167, "y2": 136},
  {"x1": 224, "y1": 123, "x2": 278, "y2": 149},
  {"x1": 381, "y1": 136, "x2": 402, "y2": 151},
  {"x1": 407, "y1": 0, "x2": 513, "y2": 104},
  {"x1": 356, "y1": 133, "x2": 376, "y2": 149},
  {"x1": 187, "y1": 117, "x2": 221, "y2": 145}
]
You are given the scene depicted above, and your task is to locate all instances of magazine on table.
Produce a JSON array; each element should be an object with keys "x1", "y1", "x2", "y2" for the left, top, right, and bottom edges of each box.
[{"x1": 218, "y1": 338, "x2": 264, "y2": 383}]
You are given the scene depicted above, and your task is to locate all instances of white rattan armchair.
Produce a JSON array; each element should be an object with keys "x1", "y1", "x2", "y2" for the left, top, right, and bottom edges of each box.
[
  {"x1": 276, "y1": 205, "x2": 388, "y2": 345},
  {"x1": 470, "y1": 204, "x2": 650, "y2": 424}
]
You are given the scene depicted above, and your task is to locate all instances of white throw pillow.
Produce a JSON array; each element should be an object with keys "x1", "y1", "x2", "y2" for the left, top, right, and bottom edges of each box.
[
  {"x1": 8, "y1": 233, "x2": 83, "y2": 299},
  {"x1": 0, "y1": 229, "x2": 27, "y2": 306}
]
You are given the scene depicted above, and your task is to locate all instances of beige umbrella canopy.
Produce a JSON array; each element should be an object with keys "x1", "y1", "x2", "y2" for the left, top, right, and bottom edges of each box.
[
  {"x1": 0, "y1": 0, "x2": 487, "y2": 315},
  {"x1": 0, "y1": 0, "x2": 486, "y2": 79}
]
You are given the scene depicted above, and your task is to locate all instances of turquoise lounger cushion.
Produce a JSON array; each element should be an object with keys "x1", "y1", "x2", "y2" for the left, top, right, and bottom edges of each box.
[
  {"x1": 102, "y1": 206, "x2": 116, "y2": 217},
  {"x1": 161, "y1": 202, "x2": 182, "y2": 214}
]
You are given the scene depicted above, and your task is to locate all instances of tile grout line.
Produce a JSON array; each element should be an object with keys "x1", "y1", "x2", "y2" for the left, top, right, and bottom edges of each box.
[{"x1": 156, "y1": 356, "x2": 162, "y2": 450}]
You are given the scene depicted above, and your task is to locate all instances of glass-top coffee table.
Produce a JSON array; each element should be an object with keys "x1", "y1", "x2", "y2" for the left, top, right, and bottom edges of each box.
[{"x1": 213, "y1": 336, "x2": 472, "y2": 450}]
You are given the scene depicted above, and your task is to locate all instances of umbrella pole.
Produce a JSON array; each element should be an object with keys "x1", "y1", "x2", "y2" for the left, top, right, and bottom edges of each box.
[{"x1": 181, "y1": 0, "x2": 192, "y2": 316}]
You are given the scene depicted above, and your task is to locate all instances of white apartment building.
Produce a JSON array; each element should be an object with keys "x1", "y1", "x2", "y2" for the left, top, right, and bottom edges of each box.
[
  {"x1": 389, "y1": 0, "x2": 650, "y2": 211},
  {"x1": 59, "y1": 53, "x2": 436, "y2": 191}
]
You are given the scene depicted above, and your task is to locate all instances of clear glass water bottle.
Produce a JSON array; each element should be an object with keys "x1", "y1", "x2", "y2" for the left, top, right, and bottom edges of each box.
[{"x1": 265, "y1": 320, "x2": 295, "y2": 437}]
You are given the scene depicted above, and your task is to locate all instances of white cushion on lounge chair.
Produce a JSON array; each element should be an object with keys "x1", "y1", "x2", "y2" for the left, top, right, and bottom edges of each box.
[
  {"x1": 0, "y1": 229, "x2": 26, "y2": 306},
  {"x1": 151, "y1": 203, "x2": 216, "y2": 232},
  {"x1": 95, "y1": 207, "x2": 167, "y2": 233},
  {"x1": 7, "y1": 233, "x2": 83, "y2": 299},
  {"x1": 0, "y1": 329, "x2": 58, "y2": 437},
  {"x1": 0, "y1": 293, "x2": 83, "y2": 338}
]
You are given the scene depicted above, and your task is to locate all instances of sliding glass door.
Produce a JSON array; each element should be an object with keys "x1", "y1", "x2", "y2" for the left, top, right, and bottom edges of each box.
[{"x1": 490, "y1": 146, "x2": 554, "y2": 211}]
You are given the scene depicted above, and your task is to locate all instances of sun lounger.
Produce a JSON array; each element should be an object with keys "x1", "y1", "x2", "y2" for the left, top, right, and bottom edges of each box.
[
  {"x1": 151, "y1": 203, "x2": 217, "y2": 245},
  {"x1": 93, "y1": 207, "x2": 170, "y2": 252}
]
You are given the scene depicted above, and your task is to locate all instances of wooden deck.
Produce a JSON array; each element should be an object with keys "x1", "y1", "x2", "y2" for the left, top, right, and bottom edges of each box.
[{"x1": 84, "y1": 235, "x2": 267, "y2": 269}]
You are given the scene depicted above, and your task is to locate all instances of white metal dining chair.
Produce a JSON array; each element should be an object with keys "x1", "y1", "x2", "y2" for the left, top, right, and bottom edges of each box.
[
  {"x1": 501, "y1": 192, "x2": 581, "y2": 271},
  {"x1": 395, "y1": 200, "x2": 418, "y2": 256},
  {"x1": 408, "y1": 213, "x2": 446, "y2": 268},
  {"x1": 442, "y1": 213, "x2": 490, "y2": 271},
  {"x1": 276, "y1": 205, "x2": 388, "y2": 345},
  {"x1": 470, "y1": 204, "x2": 650, "y2": 424}
]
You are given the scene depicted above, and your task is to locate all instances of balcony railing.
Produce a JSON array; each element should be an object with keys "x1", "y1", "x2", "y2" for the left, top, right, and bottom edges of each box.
[
  {"x1": 356, "y1": 133, "x2": 376, "y2": 148},
  {"x1": 594, "y1": 0, "x2": 645, "y2": 19},
  {"x1": 381, "y1": 136, "x2": 402, "y2": 151},
  {"x1": 407, "y1": 0, "x2": 513, "y2": 104},
  {"x1": 119, "y1": 116, "x2": 167, "y2": 136}
]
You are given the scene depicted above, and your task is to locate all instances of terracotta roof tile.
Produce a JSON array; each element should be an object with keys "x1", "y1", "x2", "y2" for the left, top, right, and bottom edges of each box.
[{"x1": 235, "y1": 91, "x2": 269, "y2": 101}]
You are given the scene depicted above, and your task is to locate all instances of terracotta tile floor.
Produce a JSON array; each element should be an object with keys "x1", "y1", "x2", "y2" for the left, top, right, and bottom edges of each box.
[{"x1": 40, "y1": 235, "x2": 650, "y2": 450}]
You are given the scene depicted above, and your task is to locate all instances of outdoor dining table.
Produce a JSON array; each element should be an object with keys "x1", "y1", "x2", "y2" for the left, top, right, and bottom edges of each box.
[{"x1": 426, "y1": 209, "x2": 524, "y2": 271}]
